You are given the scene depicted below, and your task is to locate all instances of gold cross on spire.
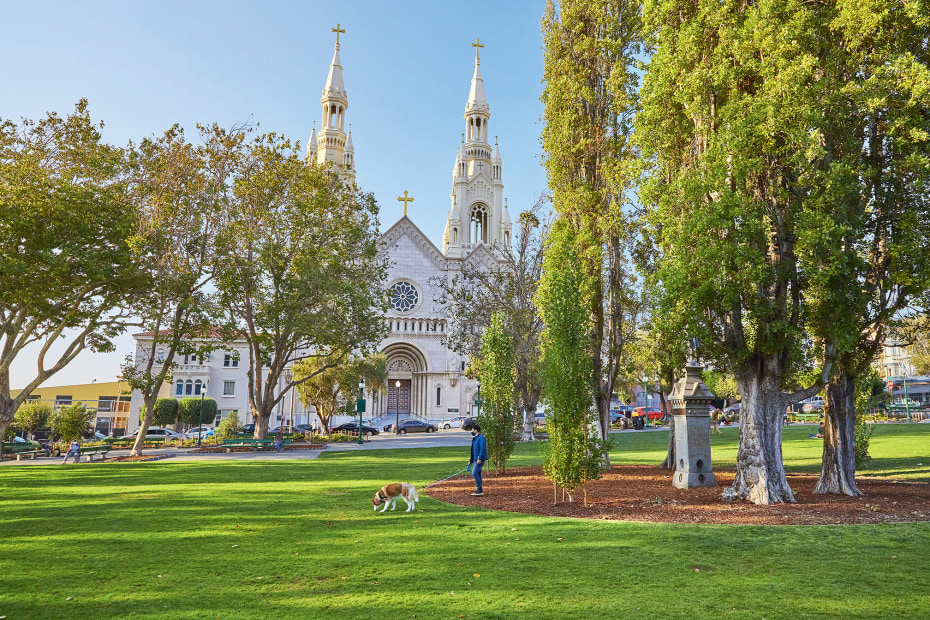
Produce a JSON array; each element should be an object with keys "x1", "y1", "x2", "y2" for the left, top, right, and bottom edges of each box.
[
  {"x1": 332, "y1": 23, "x2": 346, "y2": 45},
  {"x1": 472, "y1": 38, "x2": 484, "y2": 61},
  {"x1": 397, "y1": 190, "x2": 414, "y2": 217}
]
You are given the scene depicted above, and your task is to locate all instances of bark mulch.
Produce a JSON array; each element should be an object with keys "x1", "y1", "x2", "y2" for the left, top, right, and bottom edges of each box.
[
  {"x1": 106, "y1": 454, "x2": 175, "y2": 463},
  {"x1": 424, "y1": 465, "x2": 930, "y2": 525}
]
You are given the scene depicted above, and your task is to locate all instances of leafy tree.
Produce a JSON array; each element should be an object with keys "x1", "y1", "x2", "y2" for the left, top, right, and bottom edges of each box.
[
  {"x1": 213, "y1": 131, "x2": 388, "y2": 438},
  {"x1": 477, "y1": 312, "x2": 517, "y2": 473},
  {"x1": 13, "y1": 401, "x2": 52, "y2": 440},
  {"x1": 638, "y1": 0, "x2": 871, "y2": 503},
  {"x1": 701, "y1": 371, "x2": 739, "y2": 404},
  {"x1": 50, "y1": 403, "x2": 95, "y2": 444},
  {"x1": 541, "y1": 0, "x2": 645, "y2": 463},
  {"x1": 294, "y1": 353, "x2": 386, "y2": 435},
  {"x1": 178, "y1": 397, "x2": 217, "y2": 427},
  {"x1": 898, "y1": 316, "x2": 930, "y2": 377},
  {"x1": 538, "y1": 221, "x2": 604, "y2": 503},
  {"x1": 143, "y1": 398, "x2": 179, "y2": 426},
  {"x1": 0, "y1": 100, "x2": 146, "y2": 440},
  {"x1": 120, "y1": 124, "x2": 231, "y2": 455},
  {"x1": 434, "y1": 200, "x2": 548, "y2": 440}
]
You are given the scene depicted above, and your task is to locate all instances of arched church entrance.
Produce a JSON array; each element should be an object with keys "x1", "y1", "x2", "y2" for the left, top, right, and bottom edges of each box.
[{"x1": 380, "y1": 342, "x2": 430, "y2": 420}]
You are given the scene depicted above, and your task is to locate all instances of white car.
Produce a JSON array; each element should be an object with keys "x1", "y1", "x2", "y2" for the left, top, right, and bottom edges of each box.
[
  {"x1": 183, "y1": 427, "x2": 215, "y2": 440},
  {"x1": 119, "y1": 427, "x2": 183, "y2": 440}
]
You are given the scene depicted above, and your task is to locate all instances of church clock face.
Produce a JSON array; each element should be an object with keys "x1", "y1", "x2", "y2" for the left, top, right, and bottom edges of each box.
[{"x1": 389, "y1": 281, "x2": 420, "y2": 313}]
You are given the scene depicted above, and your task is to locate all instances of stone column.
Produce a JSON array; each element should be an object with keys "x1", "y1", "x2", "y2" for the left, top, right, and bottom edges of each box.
[{"x1": 669, "y1": 363, "x2": 717, "y2": 488}]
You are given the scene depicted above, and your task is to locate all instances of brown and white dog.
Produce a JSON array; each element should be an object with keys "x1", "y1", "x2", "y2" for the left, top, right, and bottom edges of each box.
[{"x1": 372, "y1": 482, "x2": 419, "y2": 513}]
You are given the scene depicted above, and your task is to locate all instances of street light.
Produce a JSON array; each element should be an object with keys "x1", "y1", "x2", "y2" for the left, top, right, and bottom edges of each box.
[
  {"x1": 903, "y1": 370, "x2": 911, "y2": 423},
  {"x1": 283, "y1": 367, "x2": 294, "y2": 430},
  {"x1": 394, "y1": 380, "x2": 401, "y2": 434},
  {"x1": 357, "y1": 377, "x2": 366, "y2": 445},
  {"x1": 197, "y1": 380, "x2": 209, "y2": 447}
]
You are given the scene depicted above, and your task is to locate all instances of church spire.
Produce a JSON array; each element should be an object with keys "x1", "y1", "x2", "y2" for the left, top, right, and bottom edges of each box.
[
  {"x1": 311, "y1": 23, "x2": 355, "y2": 180},
  {"x1": 466, "y1": 38, "x2": 488, "y2": 115}
]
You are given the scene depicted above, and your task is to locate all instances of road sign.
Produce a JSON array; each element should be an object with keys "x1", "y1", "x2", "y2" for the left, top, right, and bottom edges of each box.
[{"x1": 887, "y1": 380, "x2": 894, "y2": 392}]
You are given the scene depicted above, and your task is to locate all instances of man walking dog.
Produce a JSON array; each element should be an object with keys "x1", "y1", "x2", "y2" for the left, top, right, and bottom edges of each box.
[{"x1": 467, "y1": 424, "x2": 488, "y2": 496}]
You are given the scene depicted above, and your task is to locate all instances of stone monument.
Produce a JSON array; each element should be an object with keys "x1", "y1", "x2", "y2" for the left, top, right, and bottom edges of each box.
[{"x1": 669, "y1": 363, "x2": 717, "y2": 489}]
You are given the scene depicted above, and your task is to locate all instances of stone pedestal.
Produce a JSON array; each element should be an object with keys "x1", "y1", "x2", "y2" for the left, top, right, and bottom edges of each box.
[{"x1": 670, "y1": 363, "x2": 717, "y2": 489}]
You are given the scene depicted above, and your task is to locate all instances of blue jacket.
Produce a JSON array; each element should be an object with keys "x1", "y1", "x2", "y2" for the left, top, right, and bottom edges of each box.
[{"x1": 470, "y1": 433, "x2": 488, "y2": 464}]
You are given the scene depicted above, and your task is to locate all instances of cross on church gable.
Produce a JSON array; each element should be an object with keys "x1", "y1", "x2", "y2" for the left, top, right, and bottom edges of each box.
[
  {"x1": 472, "y1": 38, "x2": 484, "y2": 61},
  {"x1": 397, "y1": 190, "x2": 414, "y2": 217},
  {"x1": 332, "y1": 23, "x2": 345, "y2": 45}
]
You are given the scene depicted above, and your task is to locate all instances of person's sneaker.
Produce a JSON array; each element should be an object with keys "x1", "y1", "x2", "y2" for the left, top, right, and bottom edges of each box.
[{"x1": 471, "y1": 492, "x2": 484, "y2": 496}]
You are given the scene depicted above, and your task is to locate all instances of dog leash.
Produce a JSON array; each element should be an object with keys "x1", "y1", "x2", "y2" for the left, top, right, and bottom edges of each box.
[{"x1": 421, "y1": 468, "x2": 469, "y2": 490}]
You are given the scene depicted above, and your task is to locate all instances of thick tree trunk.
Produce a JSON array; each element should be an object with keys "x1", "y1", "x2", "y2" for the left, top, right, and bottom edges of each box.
[
  {"x1": 131, "y1": 394, "x2": 159, "y2": 456},
  {"x1": 814, "y1": 372, "x2": 862, "y2": 496},
  {"x1": 722, "y1": 372, "x2": 795, "y2": 504},
  {"x1": 595, "y1": 395, "x2": 611, "y2": 469},
  {"x1": 255, "y1": 410, "x2": 270, "y2": 439}
]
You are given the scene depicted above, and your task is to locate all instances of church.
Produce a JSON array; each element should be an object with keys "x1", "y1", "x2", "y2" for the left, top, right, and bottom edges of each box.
[{"x1": 307, "y1": 27, "x2": 512, "y2": 424}]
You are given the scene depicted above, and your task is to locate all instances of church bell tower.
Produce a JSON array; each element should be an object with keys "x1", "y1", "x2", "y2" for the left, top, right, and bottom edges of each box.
[
  {"x1": 307, "y1": 24, "x2": 356, "y2": 181},
  {"x1": 443, "y1": 39, "x2": 511, "y2": 258}
]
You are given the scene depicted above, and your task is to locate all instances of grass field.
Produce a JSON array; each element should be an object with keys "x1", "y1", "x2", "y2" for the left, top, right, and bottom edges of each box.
[{"x1": 1, "y1": 424, "x2": 928, "y2": 619}]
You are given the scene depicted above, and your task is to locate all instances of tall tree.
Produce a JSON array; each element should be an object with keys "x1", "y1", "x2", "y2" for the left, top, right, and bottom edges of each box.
[
  {"x1": 434, "y1": 200, "x2": 547, "y2": 440},
  {"x1": 801, "y1": 2, "x2": 930, "y2": 496},
  {"x1": 477, "y1": 311, "x2": 517, "y2": 473},
  {"x1": 0, "y1": 100, "x2": 145, "y2": 440},
  {"x1": 542, "y1": 0, "x2": 644, "y2": 464},
  {"x1": 213, "y1": 131, "x2": 388, "y2": 438},
  {"x1": 538, "y1": 220, "x2": 603, "y2": 503},
  {"x1": 121, "y1": 124, "x2": 231, "y2": 455},
  {"x1": 639, "y1": 0, "x2": 845, "y2": 503}
]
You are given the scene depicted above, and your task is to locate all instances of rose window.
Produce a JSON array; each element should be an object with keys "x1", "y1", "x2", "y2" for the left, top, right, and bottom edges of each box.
[{"x1": 389, "y1": 281, "x2": 420, "y2": 313}]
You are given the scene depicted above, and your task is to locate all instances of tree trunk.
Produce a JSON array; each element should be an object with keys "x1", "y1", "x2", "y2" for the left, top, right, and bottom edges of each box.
[
  {"x1": 661, "y1": 413, "x2": 676, "y2": 470},
  {"x1": 255, "y1": 409, "x2": 270, "y2": 439},
  {"x1": 814, "y1": 372, "x2": 862, "y2": 496},
  {"x1": 722, "y1": 372, "x2": 795, "y2": 504},
  {"x1": 131, "y1": 394, "x2": 159, "y2": 456},
  {"x1": 595, "y1": 395, "x2": 611, "y2": 469}
]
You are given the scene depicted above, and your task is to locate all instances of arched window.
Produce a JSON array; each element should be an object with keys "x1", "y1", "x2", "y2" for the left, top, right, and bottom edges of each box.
[
  {"x1": 185, "y1": 380, "x2": 193, "y2": 395},
  {"x1": 436, "y1": 386, "x2": 442, "y2": 406},
  {"x1": 194, "y1": 380, "x2": 203, "y2": 396},
  {"x1": 470, "y1": 204, "x2": 489, "y2": 244},
  {"x1": 504, "y1": 231, "x2": 511, "y2": 247},
  {"x1": 175, "y1": 381, "x2": 183, "y2": 396},
  {"x1": 452, "y1": 227, "x2": 458, "y2": 243},
  {"x1": 156, "y1": 349, "x2": 164, "y2": 363}
]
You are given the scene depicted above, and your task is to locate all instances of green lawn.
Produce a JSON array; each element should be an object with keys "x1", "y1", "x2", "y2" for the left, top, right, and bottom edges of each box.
[{"x1": 1, "y1": 424, "x2": 928, "y2": 619}]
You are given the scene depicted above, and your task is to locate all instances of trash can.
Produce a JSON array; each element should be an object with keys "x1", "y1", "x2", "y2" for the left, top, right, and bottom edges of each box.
[{"x1": 634, "y1": 416, "x2": 644, "y2": 430}]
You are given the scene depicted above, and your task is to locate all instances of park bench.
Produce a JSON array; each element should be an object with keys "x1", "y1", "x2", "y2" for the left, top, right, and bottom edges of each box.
[
  {"x1": 1, "y1": 442, "x2": 47, "y2": 460},
  {"x1": 791, "y1": 413, "x2": 822, "y2": 423},
  {"x1": 222, "y1": 438, "x2": 282, "y2": 453},
  {"x1": 77, "y1": 445, "x2": 112, "y2": 462}
]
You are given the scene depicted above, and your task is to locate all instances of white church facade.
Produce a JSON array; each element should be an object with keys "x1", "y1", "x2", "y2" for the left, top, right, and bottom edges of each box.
[{"x1": 126, "y1": 29, "x2": 513, "y2": 430}]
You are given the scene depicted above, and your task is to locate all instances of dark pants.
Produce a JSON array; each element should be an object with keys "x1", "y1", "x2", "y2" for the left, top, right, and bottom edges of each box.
[{"x1": 472, "y1": 460, "x2": 484, "y2": 492}]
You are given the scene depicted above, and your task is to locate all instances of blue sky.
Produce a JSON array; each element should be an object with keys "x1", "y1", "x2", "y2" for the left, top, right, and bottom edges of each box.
[{"x1": 2, "y1": 0, "x2": 549, "y2": 389}]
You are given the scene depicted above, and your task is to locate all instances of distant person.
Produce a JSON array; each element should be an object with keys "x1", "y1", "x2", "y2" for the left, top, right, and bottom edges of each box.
[
  {"x1": 274, "y1": 429, "x2": 284, "y2": 452},
  {"x1": 809, "y1": 422, "x2": 825, "y2": 439},
  {"x1": 62, "y1": 440, "x2": 80, "y2": 464},
  {"x1": 467, "y1": 424, "x2": 488, "y2": 497},
  {"x1": 712, "y1": 409, "x2": 722, "y2": 434}
]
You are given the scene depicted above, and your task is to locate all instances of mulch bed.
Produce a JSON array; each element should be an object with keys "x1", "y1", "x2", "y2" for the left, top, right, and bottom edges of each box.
[
  {"x1": 106, "y1": 454, "x2": 175, "y2": 463},
  {"x1": 424, "y1": 465, "x2": 930, "y2": 525}
]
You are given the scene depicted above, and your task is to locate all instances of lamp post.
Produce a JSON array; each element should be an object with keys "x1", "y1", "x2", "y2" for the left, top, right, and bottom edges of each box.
[
  {"x1": 357, "y1": 377, "x2": 366, "y2": 445},
  {"x1": 283, "y1": 368, "x2": 294, "y2": 430},
  {"x1": 394, "y1": 380, "x2": 401, "y2": 434},
  {"x1": 903, "y1": 370, "x2": 911, "y2": 423},
  {"x1": 197, "y1": 380, "x2": 208, "y2": 447}
]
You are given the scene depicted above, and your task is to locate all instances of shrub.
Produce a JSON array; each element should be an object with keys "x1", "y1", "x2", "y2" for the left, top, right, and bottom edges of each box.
[
  {"x1": 216, "y1": 412, "x2": 242, "y2": 441},
  {"x1": 142, "y1": 398, "x2": 179, "y2": 426}
]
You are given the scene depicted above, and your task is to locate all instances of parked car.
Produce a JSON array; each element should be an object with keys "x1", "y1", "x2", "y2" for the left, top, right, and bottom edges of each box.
[
  {"x1": 461, "y1": 417, "x2": 479, "y2": 431},
  {"x1": 241, "y1": 424, "x2": 256, "y2": 434},
  {"x1": 293, "y1": 424, "x2": 315, "y2": 434},
  {"x1": 610, "y1": 406, "x2": 635, "y2": 424},
  {"x1": 183, "y1": 427, "x2": 215, "y2": 440},
  {"x1": 84, "y1": 430, "x2": 107, "y2": 441},
  {"x1": 119, "y1": 427, "x2": 183, "y2": 440},
  {"x1": 332, "y1": 422, "x2": 380, "y2": 437},
  {"x1": 534, "y1": 411, "x2": 547, "y2": 427},
  {"x1": 395, "y1": 419, "x2": 438, "y2": 434},
  {"x1": 723, "y1": 403, "x2": 741, "y2": 413},
  {"x1": 268, "y1": 426, "x2": 294, "y2": 434},
  {"x1": 442, "y1": 416, "x2": 469, "y2": 429},
  {"x1": 632, "y1": 407, "x2": 664, "y2": 420},
  {"x1": 801, "y1": 399, "x2": 825, "y2": 412}
]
